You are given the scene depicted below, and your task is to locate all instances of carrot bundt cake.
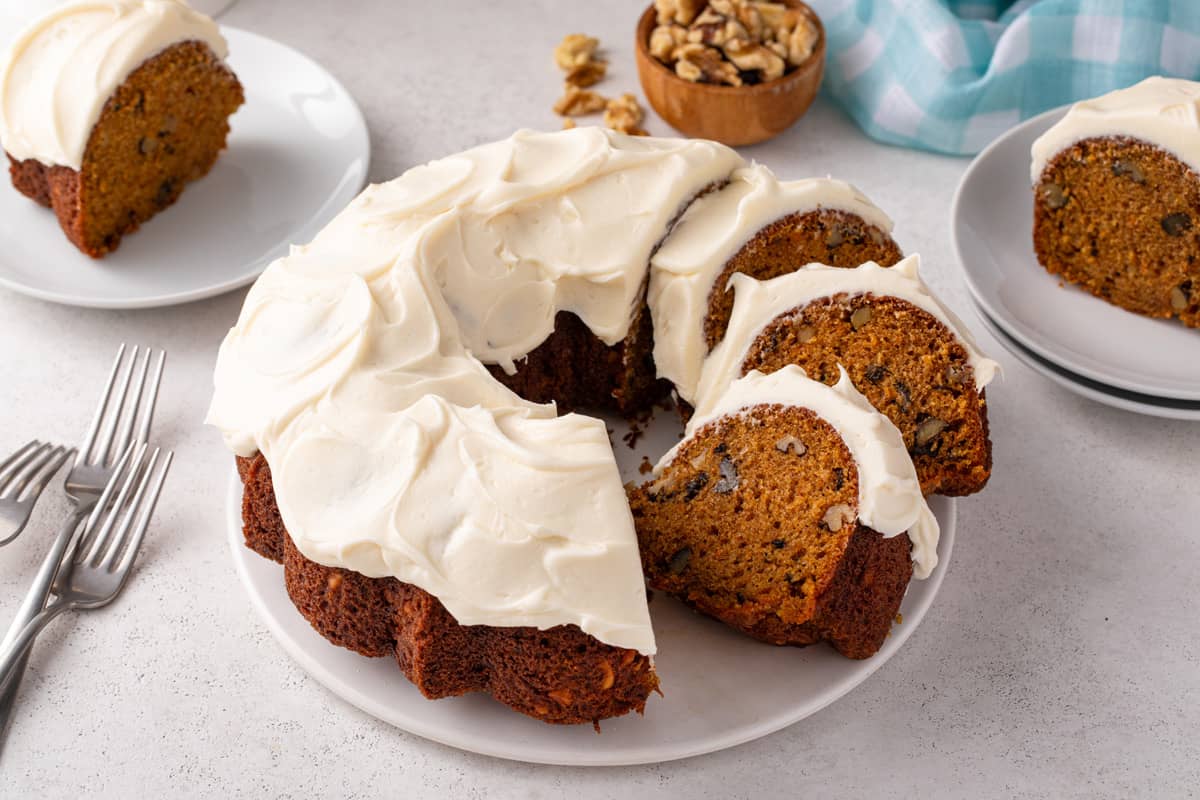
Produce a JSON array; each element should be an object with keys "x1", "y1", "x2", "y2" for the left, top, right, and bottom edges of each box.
[
  {"x1": 0, "y1": 0, "x2": 244, "y2": 258},
  {"x1": 693, "y1": 256, "x2": 998, "y2": 496},
  {"x1": 1032, "y1": 76, "x2": 1200, "y2": 327},
  {"x1": 629, "y1": 366, "x2": 938, "y2": 659},
  {"x1": 209, "y1": 127, "x2": 994, "y2": 725}
]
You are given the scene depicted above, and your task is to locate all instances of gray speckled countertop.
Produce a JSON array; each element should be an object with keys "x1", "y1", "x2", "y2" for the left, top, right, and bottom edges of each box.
[{"x1": 1, "y1": 1, "x2": 1198, "y2": 797}]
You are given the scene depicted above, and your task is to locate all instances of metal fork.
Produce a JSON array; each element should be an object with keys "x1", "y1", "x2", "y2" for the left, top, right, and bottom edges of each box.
[
  {"x1": 0, "y1": 442, "x2": 73, "y2": 546},
  {"x1": 0, "y1": 442, "x2": 173, "y2": 690},
  {"x1": 0, "y1": 344, "x2": 164, "y2": 746}
]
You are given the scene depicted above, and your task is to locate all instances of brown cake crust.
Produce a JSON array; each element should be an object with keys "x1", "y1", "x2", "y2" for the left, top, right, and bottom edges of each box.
[
  {"x1": 7, "y1": 40, "x2": 244, "y2": 258},
  {"x1": 740, "y1": 294, "x2": 991, "y2": 496},
  {"x1": 628, "y1": 405, "x2": 914, "y2": 660},
  {"x1": 704, "y1": 209, "x2": 904, "y2": 348},
  {"x1": 1033, "y1": 136, "x2": 1200, "y2": 327},
  {"x1": 237, "y1": 454, "x2": 658, "y2": 725}
]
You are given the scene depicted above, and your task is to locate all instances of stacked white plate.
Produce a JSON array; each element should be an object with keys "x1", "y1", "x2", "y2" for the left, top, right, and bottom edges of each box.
[{"x1": 952, "y1": 107, "x2": 1200, "y2": 421}]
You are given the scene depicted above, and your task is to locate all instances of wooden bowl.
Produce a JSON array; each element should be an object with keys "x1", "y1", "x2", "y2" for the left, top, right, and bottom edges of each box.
[{"x1": 634, "y1": 1, "x2": 825, "y2": 146}]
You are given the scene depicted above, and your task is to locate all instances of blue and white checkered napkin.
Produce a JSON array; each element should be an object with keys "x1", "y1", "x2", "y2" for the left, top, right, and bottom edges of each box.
[{"x1": 806, "y1": 0, "x2": 1200, "y2": 155}]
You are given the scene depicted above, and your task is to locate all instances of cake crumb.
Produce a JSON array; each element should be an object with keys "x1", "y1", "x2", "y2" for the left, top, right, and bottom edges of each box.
[{"x1": 638, "y1": 456, "x2": 654, "y2": 474}]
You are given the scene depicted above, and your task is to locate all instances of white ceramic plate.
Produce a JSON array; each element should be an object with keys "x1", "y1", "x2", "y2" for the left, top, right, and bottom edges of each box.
[
  {"x1": 0, "y1": 28, "x2": 368, "y2": 309},
  {"x1": 951, "y1": 106, "x2": 1200, "y2": 401},
  {"x1": 972, "y1": 300, "x2": 1200, "y2": 421},
  {"x1": 225, "y1": 412, "x2": 956, "y2": 766}
]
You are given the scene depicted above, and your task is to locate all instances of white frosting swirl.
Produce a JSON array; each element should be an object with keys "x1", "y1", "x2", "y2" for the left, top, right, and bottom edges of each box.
[
  {"x1": 1031, "y1": 76, "x2": 1200, "y2": 183},
  {"x1": 657, "y1": 366, "x2": 939, "y2": 579},
  {"x1": 209, "y1": 129, "x2": 745, "y2": 655},
  {"x1": 692, "y1": 255, "x2": 999, "y2": 418},
  {"x1": 648, "y1": 163, "x2": 894, "y2": 404},
  {"x1": 0, "y1": 0, "x2": 227, "y2": 169}
]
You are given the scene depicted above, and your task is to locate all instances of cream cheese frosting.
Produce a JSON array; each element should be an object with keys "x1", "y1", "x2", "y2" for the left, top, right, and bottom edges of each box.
[
  {"x1": 655, "y1": 365, "x2": 940, "y2": 579},
  {"x1": 692, "y1": 255, "x2": 999, "y2": 419},
  {"x1": 0, "y1": 0, "x2": 227, "y2": 169},
  {"x1": 1031, "y1": 76, "x2": 1200, "y2": 183},
  {"x1": 209, "y1": 128, "x2": 747, "y2": 656},
  {"x1": 648, "y1": 164, "x2": 894, "y2": 404}
]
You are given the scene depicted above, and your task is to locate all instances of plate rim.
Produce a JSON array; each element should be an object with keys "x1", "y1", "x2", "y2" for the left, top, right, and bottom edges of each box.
[
  {"x1": 0, "y1": 26, "x2": 370, "y2": 311},
  {"x1": 971, "y1": 300, "x2": 1200, "y2": 421},
  {"x1": 950, "y1": 104, "x2": 1200, "y2": 402},
  {"x1": 225, "y1": 467, "x2": 957, "y2": 766}
]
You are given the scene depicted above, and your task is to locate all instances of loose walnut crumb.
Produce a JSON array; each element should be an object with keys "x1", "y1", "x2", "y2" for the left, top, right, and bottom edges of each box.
[
  {"x1": 551, "y1": 33, "x2": 650, "y2": 135},
  {"x1": 555, "y1": 33, "x2": 600, "y2": 70},
  {"x1": 565, "y1": 59, "x2": 607, "y2": 88},
  {"x1": 650, "y1": 0, "x2": 820, "y2": 85},
  {"x1": 554, "y1": 85, "x2": 608, "y2": 116},
  {"x1": 604, "y1": 92, "x2": 649, "y2": 136}
]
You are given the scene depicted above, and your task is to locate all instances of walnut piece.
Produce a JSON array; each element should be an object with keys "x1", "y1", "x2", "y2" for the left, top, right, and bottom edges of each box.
[
  {"x1": 553, "y1": 85, "x2": 608, "y2": 116},
  {"x1": 649, "y1": 23, "x2": 689, "y2": 61},
  {"x1": 786, "y1": 15, "x2": 819, "y2": 66},
  {"x1": 655, "y1": 0, "x2": 705, "y2": 26},
  {"x1": 565, "y1": 59, "x2": 607, "y2": 88},
  {"x1": 554, "y1": 33, "x2": 599, "y2": 70},
  {"x1": 651, "y1": 0, "x2": 820, "y2": 83},
  {"x1": 604, "y1": 92, "x2": 649, "y2": 136},
  {"x1": 674, "y1": 42, "x2": 743, "y2": 86},
  {"x1": 724, "y1": 39, "x2": 786, "y2": 81}
]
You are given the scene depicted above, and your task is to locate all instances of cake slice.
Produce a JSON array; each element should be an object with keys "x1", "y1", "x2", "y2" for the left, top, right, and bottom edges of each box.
[
  {"x1": 629, "y1": 366, "x2": 938, "y2": 659},
  {"x1": 649, "y1": 164, "x2": 903, "y2": 403},
  {"x1": 1031, "y1": 76, "x2": 1200, "y2": 327},
  {"x1": 0, "y1": 1, "x2": 244, "y2": 257},
  {"x1": 693, "y1": 255, "x2": 998, "y2": 496}
]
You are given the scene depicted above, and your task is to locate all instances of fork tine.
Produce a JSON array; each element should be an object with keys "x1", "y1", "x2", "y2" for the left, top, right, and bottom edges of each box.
[
  {"x1": 77, "y1": 344, "x2": 127, "y2": 467},
  {"x1": 7, "y1": 445, "x2": 67, "y2": 500},
  {"x1": 93, "y1": 345, "x2": 138, "y2": 468},
  {"x1": 133, "y1": 349, "x2": 165, "y2": 447},
  {"x1": 74, "y1": 442, "x2": 143, "y2": 564},
  {"x1": 112, "y1": 451, "x2": 171, "y2": 579},
  {"x1": 0, "y1": 441, "x2": 44, "y2": 493},
  {"x1": 101, "y1": 448, "x2": 171, "y2": 573},
  {"x1": 109, "y1": 346, "x2": 151, "y2": 463},
  {"x1": 18, "y1": 446, "x2": 73, "y2": 503}
]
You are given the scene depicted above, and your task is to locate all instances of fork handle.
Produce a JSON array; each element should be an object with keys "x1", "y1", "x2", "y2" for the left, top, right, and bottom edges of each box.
[
  {"x1": 0, "y1": 506, "x2": 89, "y2": 651},
  {"x1": 0, "y1": 603, "x2": 69, "y2": 695},
  {"x1": 0, "y1": 510, "x2": 87, "y2": 652},
  {"x1": 0, "y1": 506, "x2": 89, "y2": 748}
]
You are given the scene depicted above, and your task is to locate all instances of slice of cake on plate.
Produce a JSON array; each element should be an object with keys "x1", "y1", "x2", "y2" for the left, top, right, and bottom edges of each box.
[
  {"x1": 0, "y1": 0, "x2": 244, "y2": 257},
  {"x1": 649, "y1": 163, "x2": 903, "y2": 404},
  {"x1": 693, "y1": 255, "x2": 997, "y2": 496},
  {"x1": 1031, "y1": 76, "x2": 1200, "y2": 327},
  {"x1": 629, "y1": 366, "x2": 938, "y2": 659}
]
